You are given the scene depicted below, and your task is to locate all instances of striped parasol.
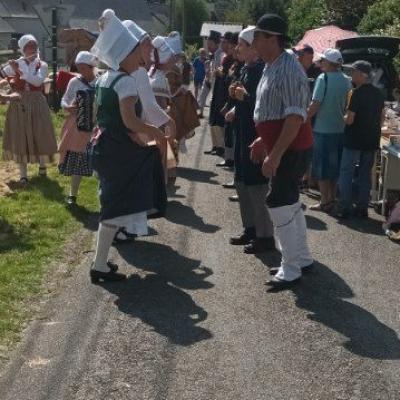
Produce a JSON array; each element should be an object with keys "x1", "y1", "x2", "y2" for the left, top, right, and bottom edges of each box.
[{"x1": 295, "y1": 25, "x2": 358, "y2": 61}]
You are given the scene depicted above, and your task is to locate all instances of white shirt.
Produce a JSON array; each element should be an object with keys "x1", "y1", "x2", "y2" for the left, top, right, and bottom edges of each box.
[
  {"x1": 132, "y1": 67, "x2": 169, "y2": 128},
  {"x1": 148, "y1": 69, "x2": 171, "y2": 99},
  {"x1": 61, "y1": 75, "x2": 97, "y2": 109},
  {"x1": 97, "y1": 70, "x2": 138, "y2": 100},
  {"x1": 254, "y1": 51, "x2": 310, "y2": 124},
  {"x1": 1, "y1": 56, "x2": 48, "y2": 87}
]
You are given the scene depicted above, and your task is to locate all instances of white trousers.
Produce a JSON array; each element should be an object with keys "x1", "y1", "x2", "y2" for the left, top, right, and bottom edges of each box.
[{"x1": 269, "y1": 202, "x2": 313, "y2": 281}]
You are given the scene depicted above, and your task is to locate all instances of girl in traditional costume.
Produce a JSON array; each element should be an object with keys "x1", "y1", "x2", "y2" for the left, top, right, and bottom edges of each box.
[
  {"x1": 58, "y1": 51, "x2": 98, "y2": 205},
  {"x1": 89, "y1": 9, "x2": 166, "y2": 283},
  {"x1": 149, "y1": 36, "x2": 178, "y2": 185},
  {"x1": 0, "y1": 34, "x2": 57, "y2": 183}
]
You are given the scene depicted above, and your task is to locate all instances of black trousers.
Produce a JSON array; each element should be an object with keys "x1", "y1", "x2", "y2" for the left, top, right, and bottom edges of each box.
[{"x1": 267, "y1": 149, "x2": 312, "y2": 208}]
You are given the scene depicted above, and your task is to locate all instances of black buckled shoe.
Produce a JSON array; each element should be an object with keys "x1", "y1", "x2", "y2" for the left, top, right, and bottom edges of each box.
[
  {"x1": 266, "y1": 276, "x2": 301, "y2": 291},
  {"x1": 204, "y1": 147, "x2": 217, "y2": 155},
  {"x1": 66, "y1": 195, "x2": 77, "y2": 205},
  {"x1": 112, "y1": 228, "x2": 137, "y2": 245},
  {"x1": 230, "y1": 228, "x2": 256, "y2": 245},
  {"x1": 229, "y1": 194, "x2": 239, "y2": 202},
  {"x1": 244, "y1": 237, "x2": 275, "y2": 254},
  {"x1": 222, "y1": 181, "x2": 235, "y2": 189},
  {"x1": 90, "y1": 268, "x2": 126, "y2": 284},
  {"x1": 270, "y1": 263, "x2": 314, "y2": 276},
  {"x1": 216, "y1": 159, "x2": 234, "y2": 168}
]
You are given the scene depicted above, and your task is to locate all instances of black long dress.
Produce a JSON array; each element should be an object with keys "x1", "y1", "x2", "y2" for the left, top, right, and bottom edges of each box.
[{"x1": 209, "y1": 54, "x2": 234, "y2": 128}]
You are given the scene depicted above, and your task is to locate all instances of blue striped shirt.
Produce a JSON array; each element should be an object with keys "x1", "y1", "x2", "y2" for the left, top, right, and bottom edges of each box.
[{"x1": 254, "y1": 51, "x2": 310, "y2": 124}]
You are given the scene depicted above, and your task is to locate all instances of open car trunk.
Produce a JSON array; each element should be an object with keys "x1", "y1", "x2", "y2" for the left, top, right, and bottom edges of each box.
[{"x1": 337, "y1": 36, "x2": 400, "y2": 100}]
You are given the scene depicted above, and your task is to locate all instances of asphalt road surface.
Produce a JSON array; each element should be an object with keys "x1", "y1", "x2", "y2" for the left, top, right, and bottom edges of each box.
[{"x1": 1, "y1": 120, "x2": 400, "y2": 400}]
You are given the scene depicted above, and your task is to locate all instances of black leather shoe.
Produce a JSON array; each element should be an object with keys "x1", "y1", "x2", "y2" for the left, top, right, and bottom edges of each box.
[
  {"x1": 91, "y1": 261, "x2": 119, "y2": 273},
  {"x1": 90, "y1": 268, "x2": 126, "y2": 284},
  {"x1": 230, "y1": 228, "x2": 256, "y2": 245},
  {"x1": 216, "y1": 159, "x2": 234, "y2": 168},
  {"x1": 222, "y1": 181, "x2": 235, "y2": 189},
  {"x1": 269, "y1": 263, "x2": 314, "y2": 276},
  {"x1": 244, "y1": 237, "x2": 276, "y2": 254},
  {"x1": 204, "y1": 147, "x2": 217, "y2": 155},
  {"x1": 229, "y1": 195, "x2": 239, "y2": 202},
  {"x1": 215, "y1": 147, "x2": 225, "y2": 157},
  {"x1": 266, "y1": 276, "x2": 301, "y2": 291},
  {"x1": 66, "y1": 195, "x2": 77, "y2": 205}
]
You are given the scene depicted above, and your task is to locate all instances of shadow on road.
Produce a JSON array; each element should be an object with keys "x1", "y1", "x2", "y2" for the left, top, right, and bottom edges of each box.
[
  {"x1": 103, "y1": 274, "x2": 212, "y2": 346},
  {"x1": 293, "y1": 261, "x2": 400, "y2": 360},
  {"x1": 118, "y1": 240, "x2": 214, "y2": 291},
  {"x1": 103, "y1": 240, "x2": 214, "y2": 346},
  {"x1": 178, "y1": 167, "x2": 220, "y2": 185},
  {"x1": 305, "y1": 214, "x2": 328, "y2": 231},
  {"x1": 336, "y1": 216, "x2": 384, "y2": 236},
  {"x1": 166, "y1": 200, "x2": 220, "y2": 233}
]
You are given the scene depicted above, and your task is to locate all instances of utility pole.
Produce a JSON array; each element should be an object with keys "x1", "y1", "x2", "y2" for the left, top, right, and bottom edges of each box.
[
  {"x1": 169, "y1": 0, "x2": 173, "y2": 31},
  {"x1": 51, "y1": 7, "x2": 59, "y2": 111},
  {"x1": 182, "y1": 0, "x2": 186, "y2": 44}
]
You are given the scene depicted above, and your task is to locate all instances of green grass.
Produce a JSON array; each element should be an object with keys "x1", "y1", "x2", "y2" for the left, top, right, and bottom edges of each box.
[{"x1": 0, "y1": 106, "x2": 99, "y2": 346}]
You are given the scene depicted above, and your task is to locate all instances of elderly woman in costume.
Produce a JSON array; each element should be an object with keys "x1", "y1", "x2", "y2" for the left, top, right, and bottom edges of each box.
[
  {"x1": 165, "y1": 32, "x2": 200, "y2": 155},
  {"x1": 58, "y1": 51, "x2": 98, "y2": 205},
  {"x1": 89, "y1": 9, "x2": 166, "y2": 283},
  {"x1": 0, "y1": 34, "x2": 57, "y2": 183}
]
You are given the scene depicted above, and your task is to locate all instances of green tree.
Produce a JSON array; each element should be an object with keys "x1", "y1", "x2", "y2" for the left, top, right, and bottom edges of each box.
[
  {"x1": 173, "y1": 0, "x2": 209, "y2": 44},
  {"x1": 287, "y1": 0, "x2": 328, "y2": 41},
  {"x1": 224, "y1": 0, "x2": 288, "y2": 24},
  {"x1": 245, "y1": 0, "x2": 288, "y2": 22},
  {"x1": 325, "y1": 0, "x2": 374, "y2": 30},
  {"x1": 358, "y1": 0, "x2": 400, "y2": 33}
]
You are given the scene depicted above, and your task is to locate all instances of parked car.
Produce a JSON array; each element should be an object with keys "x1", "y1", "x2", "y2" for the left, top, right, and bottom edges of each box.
[{"x1": 336, "y1": 36, "x2": 400, "y2": 100}]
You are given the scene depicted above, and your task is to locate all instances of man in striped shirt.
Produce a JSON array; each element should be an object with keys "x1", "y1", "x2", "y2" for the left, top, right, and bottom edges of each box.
[{"x1": 250, "y1": 14, "x2": 314, "y2": 291}]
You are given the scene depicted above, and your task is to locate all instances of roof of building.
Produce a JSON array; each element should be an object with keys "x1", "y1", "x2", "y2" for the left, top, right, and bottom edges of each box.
[
  {"x1": 0, "y1": 0, "x2": 155, "y2": 25},
  {"x1": 200, "y1": 22, "x2": 243, "y2": 37},
  {"x1": 0, "y1": 16, "x2": 14, "y2": 33}
]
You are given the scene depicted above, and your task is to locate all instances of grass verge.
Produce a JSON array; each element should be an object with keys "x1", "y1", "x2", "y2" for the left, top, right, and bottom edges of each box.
[{"x1": 0, "y1": 105, "x2": 98, "y2": 347}]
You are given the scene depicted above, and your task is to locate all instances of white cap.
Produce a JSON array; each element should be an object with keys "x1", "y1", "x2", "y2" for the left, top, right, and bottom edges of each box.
[
  {"x1": 90, "y1": 9, "x2": 139, "y2": 71},
  {"x1": 152, "y1": 36, "x2": 174, "y2": 64},
  {"x1": 18, "y1": 34, "x2": 37, "y2": 54},
  {"x1": 239, "y1": 26, "x2": 255, "y2": 45},
  {"x1": 321, "y1": 48, "x2": 343, "y2": 65},
  {"x1": 122, "y1": 20, "x2": 150, "y2": 43},
  {"x1": 75, "y1": 51, "x2": 98, "y2": 67},
  {"x1": 166, "y1": 31, "x2": 183, "y2": 55}
]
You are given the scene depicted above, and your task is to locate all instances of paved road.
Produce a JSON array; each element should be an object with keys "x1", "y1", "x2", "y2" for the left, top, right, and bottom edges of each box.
[{"x1": 1, "y1": 120, "x2": 400, "y2": 400}]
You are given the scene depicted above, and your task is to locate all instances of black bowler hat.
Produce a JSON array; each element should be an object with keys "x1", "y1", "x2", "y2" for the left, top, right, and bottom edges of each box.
[
  {"x1": 255, "y1": 14, "x2": 288, "y2": 37},
  {"x1": 208, "y1": 30, "x2": 221, "y2": 43},
  {"x1": 222, "y1": 31, "x2": 234, "y2": 41},
  {"x1": 231, "y1": 32, "x2": 239, "y2": 45}
]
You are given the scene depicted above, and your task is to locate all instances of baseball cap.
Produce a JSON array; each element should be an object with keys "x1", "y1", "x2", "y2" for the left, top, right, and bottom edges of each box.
[
  {"x1": 349, "y1": 60, "x2": 372, "y2": 75},
  {"x1": 320, "y1": 48, "x2": 343, "y2": 65},
  {"x1": 254, "y1": 14, "x2": 288, "y2": 37}
]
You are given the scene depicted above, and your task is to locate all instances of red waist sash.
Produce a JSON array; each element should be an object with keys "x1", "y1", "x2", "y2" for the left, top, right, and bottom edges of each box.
[{"x1": 255, "y1": 119, "x2": 313, "y2": 153}]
